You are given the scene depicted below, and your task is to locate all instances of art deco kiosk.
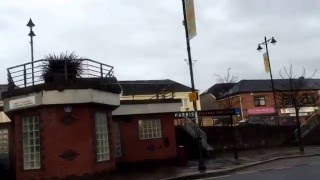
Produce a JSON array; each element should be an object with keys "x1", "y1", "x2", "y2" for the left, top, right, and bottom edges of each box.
[{"x1": 2, "y1": 58, "x2": 121, "y2": 179}]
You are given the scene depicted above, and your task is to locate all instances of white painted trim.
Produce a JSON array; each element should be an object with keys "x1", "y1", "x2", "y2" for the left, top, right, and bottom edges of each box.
[
  {"x1": 9, "y1": 96, "x2": 36, "y2": 110},
  {"x1": 4, "y1": 89, "x2": 120, "y2": 112},
  {"x1": 42, "y1": 89, "x2": 120, "y2": 106}
]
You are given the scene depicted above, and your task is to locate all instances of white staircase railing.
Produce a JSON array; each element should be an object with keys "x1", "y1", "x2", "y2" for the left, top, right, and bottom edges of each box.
[
  {"x1": 295, "y1": 113, "x2": 320, "y2": 139},
  {"x1": 181, "y1": 117, "x2": 213, "y2": 151}
]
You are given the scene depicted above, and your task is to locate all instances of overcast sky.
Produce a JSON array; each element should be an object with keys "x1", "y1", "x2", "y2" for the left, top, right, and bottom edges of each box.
[{"x1": 1, "y1": 0, "x2": 320, "y2": 92}]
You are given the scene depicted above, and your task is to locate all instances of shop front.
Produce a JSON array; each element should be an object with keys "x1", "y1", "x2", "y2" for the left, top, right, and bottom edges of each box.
[{"x1": 247, "y1": 107, "x2": 277, "y2": 125}]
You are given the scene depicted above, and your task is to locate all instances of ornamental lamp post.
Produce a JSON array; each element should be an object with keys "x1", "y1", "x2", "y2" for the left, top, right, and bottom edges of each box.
[
  {"x1": 181, "y1": 0, "x2": 206, "y2": 171},
  {"x1": 256, "y1": 37, "x2": 278, "y2": 118},
  {"x1": 27, "y1": 18, "x2": 36, "y2": 85}
]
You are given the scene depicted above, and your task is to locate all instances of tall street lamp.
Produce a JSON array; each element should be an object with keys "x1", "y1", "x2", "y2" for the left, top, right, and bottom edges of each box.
[
  {"x1": 27, "y1": 18, "x2": 36, "y2": 85},
  {"x1": 257, "y1": 37, "x2": 278, "y2": 118},
  {"x1": 181, "y1": 0, "x2": 206, "y2": 171}
]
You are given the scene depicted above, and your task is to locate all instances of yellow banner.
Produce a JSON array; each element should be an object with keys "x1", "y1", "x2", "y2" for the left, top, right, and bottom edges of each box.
[
  {"x1": 263, "y1": 53, "x2": 270, "y2": 73},
  {"x1": 185, "y1": 0, "x2": 197, "y2": 40}
]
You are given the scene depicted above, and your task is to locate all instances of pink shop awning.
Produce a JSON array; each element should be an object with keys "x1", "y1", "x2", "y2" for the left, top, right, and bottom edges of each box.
[{"x1": 248, "y1": 107, "x2": 276, "y2": 115}]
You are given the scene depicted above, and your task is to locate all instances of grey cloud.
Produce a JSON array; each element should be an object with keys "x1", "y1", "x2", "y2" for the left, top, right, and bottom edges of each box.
[{"x1": 1, "y1": 0, "x2": 320, "y2": 92}]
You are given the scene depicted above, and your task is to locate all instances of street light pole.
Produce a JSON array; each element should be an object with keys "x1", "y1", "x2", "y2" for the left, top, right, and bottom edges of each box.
[
  {"x1": 27, "y1": 18, "x2": 35, "y2": 85},
  {"x1": 181, "y1": 0, "x2": 206, "y2": 171},
  {"x1": 257, "y1": 36, "x2": 278, "y2": 118}
]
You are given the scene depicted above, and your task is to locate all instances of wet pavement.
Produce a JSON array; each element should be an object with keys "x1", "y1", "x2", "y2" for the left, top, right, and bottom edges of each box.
[
  {"x1": 202, "y1": 164, "x2": 320, "y2": 180},
  {"x1": 105, "y1": 146, "x2": 320, "y2": 180}
]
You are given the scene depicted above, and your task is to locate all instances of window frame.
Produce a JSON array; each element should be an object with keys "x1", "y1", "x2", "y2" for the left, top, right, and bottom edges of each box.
[
  {"x1": 22, "y1": 116, "x2": 41, "y2": 170},
  {"x1": 0, "y1": 129, "x2": 9, "y2": 154},
  {"x1": 113, "y1": 122, "x2": 122, "y2": 158},
  {"x1": 138, "y1": 119, "x2": 162, "y2": 140},
  {"x1": 95, "y1": 112, "x2": 110, "y2": 162},
  {"x1": 181, "y1": 98, "x2": 189, "y2": 108},
  {"x1": 254, "y1": 96, "x2": 266, "y2": 107}
]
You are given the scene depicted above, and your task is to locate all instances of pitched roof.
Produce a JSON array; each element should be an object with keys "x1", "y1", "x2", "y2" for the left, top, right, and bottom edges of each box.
[
  {"x1": 201, "y1": 83, "x2": 236, "y2": 98},
  {"x1": 205, "y1": 79, "x2": 320, "y2": 99},
  {"x1": 119, "y1": 79, "x2": 194, "y2": 96},
  {"x1": 228, "y1": 79, "x2": 320, "y2": 95}
]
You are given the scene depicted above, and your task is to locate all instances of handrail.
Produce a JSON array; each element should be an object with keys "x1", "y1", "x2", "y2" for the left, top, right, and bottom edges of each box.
[
  {"x1": 295, "y1": 113, "x2": 320, "y2": 138},
  {"x1": 182, "y1": 117, "x2": 212, "y2": 150}
]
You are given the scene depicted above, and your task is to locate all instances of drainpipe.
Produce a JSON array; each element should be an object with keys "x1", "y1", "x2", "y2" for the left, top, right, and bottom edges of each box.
[{"x1": 239, "y1": 95, "x2": 244, "y2": 120}]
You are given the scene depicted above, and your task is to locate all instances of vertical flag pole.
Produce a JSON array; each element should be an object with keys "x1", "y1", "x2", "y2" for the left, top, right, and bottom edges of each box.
[{"x1": 181, "y1": 0, "x2": 206, "y2": 171}]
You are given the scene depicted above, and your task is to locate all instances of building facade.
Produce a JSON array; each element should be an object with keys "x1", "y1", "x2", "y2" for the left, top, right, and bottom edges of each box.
[
  {"x1": 2, "y1": 59, "x2": 122, "y2": 179},
  {"x1": 119, "y1": 80, "x2": 201, "y2": 111},
  {"x1": 201, "y1": 79, "x2": 320, "y2": 124},
  {"x1": 111, "y1": 79, "x2": 200, "y2": 165}
]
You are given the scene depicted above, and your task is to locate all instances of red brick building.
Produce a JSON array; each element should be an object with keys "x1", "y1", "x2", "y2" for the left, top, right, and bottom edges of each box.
[
  {"x1": 1, "y1": 66, "x2": 195, "y2": 179},
  {"x1": 113, "y1": 102, "x2": 179, "y2": 165},
  {"x1": 201, "y1": 79, "x2": 320, "y2": 124},
  {"x1": 111, "y1": 79, "x2": 196, "y2": 165},
  {"x1": 2, "y1": 59, "x2": 122, "y2": 179}
]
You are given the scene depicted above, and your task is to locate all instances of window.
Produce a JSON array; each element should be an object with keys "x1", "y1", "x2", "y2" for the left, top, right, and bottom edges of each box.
[
  {"x1": 113, "y1": 122, "x2": 121, "y2": 158},
  {"x1": 22, "y1": 116, "x2": 40, "y2": 170},
  {"x1": 95, "y1": 112, "x2": 110, "y2": 162},
  {"x1": 138, "y1": 119, "x2": 162, "y2": 140},
  {"x1": 0, "y1": 129, "x2": 9, "y2": 154},
  {"x1": 301, "y1": 94, "x2": 316, "y2": 104},
  {"x1": 254, "y1": 96, "x2": 266, "y2": 106},
  {"x1": 182, "y1": 98, "x2": 188, "y2": 108}
]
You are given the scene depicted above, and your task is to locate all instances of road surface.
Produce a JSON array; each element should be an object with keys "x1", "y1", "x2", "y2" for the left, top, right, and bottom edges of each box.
[{"x1": 200, "y1": 156, "x2": 320, "y2": 180}]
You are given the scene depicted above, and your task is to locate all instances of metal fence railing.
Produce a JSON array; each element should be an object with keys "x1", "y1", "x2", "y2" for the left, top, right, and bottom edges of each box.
[{"x1": 7, "y1": 59, "x2": 114, "y2": 88}]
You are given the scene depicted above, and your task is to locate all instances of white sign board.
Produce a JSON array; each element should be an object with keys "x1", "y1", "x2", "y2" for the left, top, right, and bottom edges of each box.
[
  {"x1": 281, "y1": 107, "x2": 315, "y2": 114},
  {"x1": 290, "y1": 113, "x2": 308, "y2": 117},
  {"x1": 9, "y1": 96, "x2": 36, "y2": 110}
]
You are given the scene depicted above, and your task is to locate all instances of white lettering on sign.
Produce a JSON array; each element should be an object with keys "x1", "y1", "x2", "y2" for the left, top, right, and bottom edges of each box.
[{"x1": 9, "y1": 96, "x2": 36, "y2": 110}]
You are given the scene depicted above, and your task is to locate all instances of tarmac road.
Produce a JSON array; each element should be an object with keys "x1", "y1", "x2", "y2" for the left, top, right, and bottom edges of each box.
[{"x1": 200, "y1": 156, "x2": 320, "y2": 180}]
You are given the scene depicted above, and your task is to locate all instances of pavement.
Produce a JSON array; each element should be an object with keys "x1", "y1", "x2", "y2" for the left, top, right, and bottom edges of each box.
[
  {"x1": 202, "y1": 164, "x2": 320, "y2": 180},
  {"x1": 108, "y1": 146, "x2": 320, "y2": 180}
]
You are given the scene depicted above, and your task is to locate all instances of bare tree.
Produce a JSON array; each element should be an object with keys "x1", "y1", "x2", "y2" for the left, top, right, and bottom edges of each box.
[
  {"x1": 215, "y1": 68, "x2": 239, "y2": 108},
  {"x1": 215, "y1": 68, "x2": 238, "y2": 84},
  {"x1": 278, "y1": 65, "x2": 318, "y2": 153},
  {"x1": 215, "y1": 68, "x2": 239, "y2": 162}
]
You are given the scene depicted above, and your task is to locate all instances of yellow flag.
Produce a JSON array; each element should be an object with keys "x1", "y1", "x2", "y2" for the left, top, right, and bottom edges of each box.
[
  {"x1": 185, "y1": 0, "x2": 197, "y2": 40},
  {"x1": 263, "y1": 53, "x2": 270, "y2": 73}
]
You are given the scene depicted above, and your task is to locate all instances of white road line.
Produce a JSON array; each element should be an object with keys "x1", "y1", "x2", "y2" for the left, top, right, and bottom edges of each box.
[
  {"x1": 197, "y1": 175, "x2": 231, "y2": 180},
  {"x1": 236, "y1": 170, "x2": 258, "y2": 175},
  {"x1": 274, "y1": 166, "x2": 291, "y2": 170}
]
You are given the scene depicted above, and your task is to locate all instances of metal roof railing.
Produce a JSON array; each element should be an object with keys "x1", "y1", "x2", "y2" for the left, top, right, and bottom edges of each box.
[{"x1": 7, "y1": 59, "x2": 114, "y2": 88}]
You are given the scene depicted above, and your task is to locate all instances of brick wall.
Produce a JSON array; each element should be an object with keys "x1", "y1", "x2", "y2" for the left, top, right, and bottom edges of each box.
[
  {"x1": 115, "y1": 113, "x2": 177, "y2": 164},
  {"x1": 217, "y1": 92, "x2": 277, "y2": 118},
  {"x1": 217, "y1": 91, "x2": 319, "y2": 119},
  {"x1": 8, "y1": 104, "x2": 116, "y2": 179}
]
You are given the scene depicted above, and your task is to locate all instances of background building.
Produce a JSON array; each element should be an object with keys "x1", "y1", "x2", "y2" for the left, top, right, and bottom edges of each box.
[
  {"x1": 119, "y1": 79, "x2": 201, "y2": 112},
  {"x1": 201, "y1": 79, "x2": 320, "y2": 125}
]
